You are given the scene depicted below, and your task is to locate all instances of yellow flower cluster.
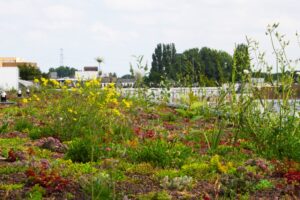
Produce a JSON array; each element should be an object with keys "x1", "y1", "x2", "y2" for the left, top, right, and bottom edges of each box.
[
  {"x1": 68, "y1": 108, "x2": 77, "y2": 115},
  {"x1": 50, "y1": 79, "x2": 60, "y2": 87},
  {"x1": 104, "y1": 83, "x2": 119, "y2": 105},
  {"x1": 112, "y1": 109, "x2": 121, "y2": 116},
  {"x1": 122, "y1": 99, "x2": 132, "y2": 108},
  {"x1": 22, "y1": 98, "x2": 29, "y2": 104},
  {"x1": 35, "y1": 78, "x2": 60, "y2": 88},
  {"x1": 33, "y1": 94, "x2": 40, "y2": 101},
  {"x1": 41, "y1": 77, "x2": 48, "y2": 86},
  {"x1": 65, "y1": 79, "x2": 72, "y2": 85},
  {"x1": 210, "y1": 155, "x2": 233, "y2": 174},
  {"x1": 85, "y1": 79, "x2": 101, "y2": 88}
]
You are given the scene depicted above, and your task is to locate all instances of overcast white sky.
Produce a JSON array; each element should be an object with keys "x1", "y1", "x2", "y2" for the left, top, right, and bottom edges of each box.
[{"x1": 0, "y1": 0, "x2": 299, "y2": 75}]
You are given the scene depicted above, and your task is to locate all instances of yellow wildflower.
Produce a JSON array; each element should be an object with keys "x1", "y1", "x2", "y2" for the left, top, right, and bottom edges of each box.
[
  {"x1": 109, "y1": 98, "x2": 118, "y2": 105},
  {"x1": 65, "y1": 80, "x2": 72, "y2": 85},
  {"x1": 85, "y1": 81, "x2": 91, "y2": 87},
  {"x1": 122, "y1": 99, "x2": 132, "y2": 108},
  {"x1": 108, "y1": 82, "x2": 115, "y2": 88},
  {"x1": 90, "y1": 79, "x2": 100, "y2": 87},
  {"x1": 50, "y1": 79, "x2": 60, "y2": 87},
  {"x1": 112, "y1": 109, "x2": 121, "y2": 116},
  {"x1": 22, "y1": 98, "x2": 28, "y2": 104},
  {"x1": 127, "y1": 139, "x2": 138, "y2": 148},
  {"x1": 41, "y1": 77, "x2": 48, "y2": 86},
  {"x1": 33, "y1": 95, "x2": 40, "y2": 101},
  {"x1": 34, "y1": 78, "x2": 39, "y2": 83}
]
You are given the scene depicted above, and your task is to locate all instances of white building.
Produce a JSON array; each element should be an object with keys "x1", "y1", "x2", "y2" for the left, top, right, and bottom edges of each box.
[
  {"x1": 0, "y1": 67, "x2": 19, "y2": 90},
  {"x1": 75, "y1": 66, "x2": 99, "y2": 80},
  {"x1": 75, "y1": 71, "x2": 99, "y2": 80}
]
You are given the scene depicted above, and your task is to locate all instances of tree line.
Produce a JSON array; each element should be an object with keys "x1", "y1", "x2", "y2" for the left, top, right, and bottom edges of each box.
[{"x1": 145, "y1": 43, "x2": 250, "y2": 87}]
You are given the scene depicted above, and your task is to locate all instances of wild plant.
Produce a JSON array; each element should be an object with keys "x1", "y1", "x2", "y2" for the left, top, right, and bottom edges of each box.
[{"x1": 234, "y1": 24, "x2": 300, "y2": 161}]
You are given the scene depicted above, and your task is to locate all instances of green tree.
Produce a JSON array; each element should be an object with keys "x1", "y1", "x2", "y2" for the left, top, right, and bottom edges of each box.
[
  {"x1": 177, "y1": 48, "x2": 202, "y2": 86},
  {"x1": 149, "y1": 44, "x2": 163, "y2": 86},
  {"x1": 49, "y1": 66, "x2": 77, "y2": 78},
  {"x1": 162, "y1": 43, "x2": 177, "y2": 80},
  {"x1": 18, "y1": 64, "x2": 42, "y2": 80},
  {"x1": 121, "y1": 74, "x2": 134, "y2": 79},
  {"x1": 148, "y1": 44, "x2": 234, "y2": 87},
  {"x1": 232, "y1": 43, "x2": 250, "y2": 81},
  {"x1": 218, "y1": 50, "x2": 233, "y2": 83},
  {"x1": 148, "y1": 43, "x2": 177, "y2": 86}
]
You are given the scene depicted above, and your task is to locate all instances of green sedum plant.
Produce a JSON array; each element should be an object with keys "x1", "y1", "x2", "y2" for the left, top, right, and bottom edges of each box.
[
  {"x1": 160, "y1": 176, "x2": 193, "y2": 191},
  {"x1": 255, "y1": 179, "x2": 274, "y2": 191}
]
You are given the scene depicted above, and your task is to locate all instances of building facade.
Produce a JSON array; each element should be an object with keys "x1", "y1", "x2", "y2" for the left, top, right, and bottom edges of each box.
[
  {"x1": 75, "y1": 66, "x2": 99, "y2": 80},
  {"x1": 0, "y1": 57, "x2": 37, "y2": 67},
  {"x1": 0, "y1": 67, "x2": 19, "y2": 90}
]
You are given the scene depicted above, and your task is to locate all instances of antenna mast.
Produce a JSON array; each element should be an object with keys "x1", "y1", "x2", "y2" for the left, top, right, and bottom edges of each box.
[{"x1": 60, "y1": 48, "x2": 64, "y2": 66}]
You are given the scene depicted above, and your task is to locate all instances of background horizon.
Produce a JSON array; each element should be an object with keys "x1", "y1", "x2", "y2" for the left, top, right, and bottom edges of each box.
[{"x1": 0, "y1": 0, "x2": 299, "y2": 76}]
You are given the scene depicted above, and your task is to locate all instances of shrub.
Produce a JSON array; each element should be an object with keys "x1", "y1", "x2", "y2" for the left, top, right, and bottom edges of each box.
[
  {"x1": 160, "y1": 112, "x2": 176, "y2": 122},
  {"x1": 0, "y1": 122, "x2": 9, "y2": 134},
  {"x1": 236, "y1": 25, "x2": 300, "y2": 162},
  {"x1": 66, "y1": 137, "x2": 125, "y2": 163},
  {"x1": 14, "y1": 118, "x2": 33, "y2": 133},
  {"x1": 29, "y1": 126, "x2": 54, "y2": 140},
  {"x1": 128, "y1": 140, "x2": 193, "y2": 168},
  {"x1": 241, "y1": 106, "x2": 300, "y2": 161},
  {"x1": 81, "y1": 173, "x2": 114, "y2": 200},
  {"x1": 65, "y1": 137, "x2": 101, "y2": 163}
]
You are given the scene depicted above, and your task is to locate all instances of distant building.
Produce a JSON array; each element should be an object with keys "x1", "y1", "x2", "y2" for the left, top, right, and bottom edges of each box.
[
  {"x1": 0, "y1": 57, "x2": 37, "y2": 68},
  {"x1": 101, "y1": 77, "x2": 117, "y2": 87},
  {"x1": 75, "y1": 66, "x2": 99, "y2": 80},
  {"x1": 49, "y1": 72, "x2": 58, "y2": 79},
  {"x1": 116, "y1": 78, "x2": 135, "y2": 88},
  {"x1": 0, "y1": 67, "x2": 19, "y2": 90},
  {"x1": 99, "y1": 77, "x2": 135, "y2": 88},
  {"x1": 251, "y1": 78, "x2": 265, "y2": 84},
  {"x1": 84, "y1": 66, "x2": 98, "y2": 71}
]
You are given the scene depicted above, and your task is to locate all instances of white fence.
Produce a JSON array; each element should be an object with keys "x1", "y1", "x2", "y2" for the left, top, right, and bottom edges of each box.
[
  {"x1": 0, "y1": 67, "x2": 19, "y2": 91},
  {"x1": 119, "y1": 87, "x2": 222, "y2": 103}
]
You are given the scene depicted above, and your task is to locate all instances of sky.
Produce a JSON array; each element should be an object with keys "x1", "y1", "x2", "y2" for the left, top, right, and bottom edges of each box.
[{"x1": 0, "y1": 0, "x2": 299, "y2": 76}]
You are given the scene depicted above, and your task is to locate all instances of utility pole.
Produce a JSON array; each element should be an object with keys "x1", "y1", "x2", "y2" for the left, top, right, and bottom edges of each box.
[{"x1": 60, "y1": 48, "x2": 64, "y2": 67}]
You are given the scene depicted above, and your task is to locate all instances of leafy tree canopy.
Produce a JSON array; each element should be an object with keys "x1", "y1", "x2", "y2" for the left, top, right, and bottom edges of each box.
[
  {"x1": 49, "y1": 66, "x2": 77, "y2": 78},
  {"x1": 18, "y1": 64, "x2": 42, "y2": 80}
]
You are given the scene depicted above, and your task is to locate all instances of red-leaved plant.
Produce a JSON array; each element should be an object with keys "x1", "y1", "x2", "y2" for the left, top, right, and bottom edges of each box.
[{"x1": 25, "y1": 163, "x2": 70, "y2": 193}]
